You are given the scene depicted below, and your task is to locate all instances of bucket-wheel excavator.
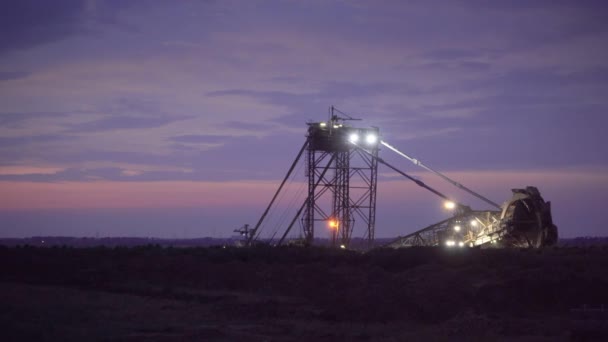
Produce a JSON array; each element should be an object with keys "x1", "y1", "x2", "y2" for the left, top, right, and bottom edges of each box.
[{"x1": 378, "y1": 141, "x2": 558, "y2": 248}]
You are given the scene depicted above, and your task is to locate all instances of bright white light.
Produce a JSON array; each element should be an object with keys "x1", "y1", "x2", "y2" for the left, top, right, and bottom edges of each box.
[
  {"x1": 365, "y1": 133, "x2": 377, "y2": 144},
  {"x1": 470, "y1": 219, "x2": 478, "y2": 227},
  {"x1": 444, "y1": 201, "x2": 456, "y2": 210},
  {"x1": 458, "y1": 241, "x2": 464, "y2": 247},
  {"x1": 349, "y1": 133, "x2": 359, "y2": 143},
  {"x1": 446, "y1": 240, "x2": 455, "y2": 247},
  {"x1": 454, "y1": 225, "x2": 461, "y2": 232},
  {"x1": 333, "y1": 124, "x2": 340, "y2": 129},
  {"x1": 340, "y1": 244, "x2": 346, "y2": 249},
  {"x1": 319, "y1": 122, "x2": 327, "y2": 127}
]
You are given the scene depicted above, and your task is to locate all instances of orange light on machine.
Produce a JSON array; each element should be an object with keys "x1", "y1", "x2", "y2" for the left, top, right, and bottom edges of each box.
[{"x1": 328, "y1": 219, "x2": 339, "y2": 229}]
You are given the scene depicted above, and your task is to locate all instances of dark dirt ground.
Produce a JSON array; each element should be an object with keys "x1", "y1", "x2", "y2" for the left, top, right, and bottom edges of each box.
[{"x1": 1, "y1": 245, "x2": 608, "y2": 341}]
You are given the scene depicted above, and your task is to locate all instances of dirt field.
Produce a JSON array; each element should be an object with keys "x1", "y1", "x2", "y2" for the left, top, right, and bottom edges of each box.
[{"x1": 2, "y1": 245, "x2": 608, "y2": 341}]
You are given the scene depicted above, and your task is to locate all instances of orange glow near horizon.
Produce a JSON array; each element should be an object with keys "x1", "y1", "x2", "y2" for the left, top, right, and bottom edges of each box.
[
  {"x1": 0, "y1": 180, "x2": 280, "y2": 210},
  {"x1": 0, "y1": 168, "x2": 606, "y2": 210}
]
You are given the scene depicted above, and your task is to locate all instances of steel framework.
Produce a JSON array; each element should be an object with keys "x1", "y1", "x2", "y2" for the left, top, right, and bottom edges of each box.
[
  {"x1": 385, "y1": 209, "x2": 500, "y2": 248},
  {"x1": 302, "y1": 118, "x2": 379, "y2": 248},
  {"x1": 247, "y1": 109, "x2": 557, "y2": 250},
  {"x1": 248, "y1": 108, "x2": 557, "y2": 250}
]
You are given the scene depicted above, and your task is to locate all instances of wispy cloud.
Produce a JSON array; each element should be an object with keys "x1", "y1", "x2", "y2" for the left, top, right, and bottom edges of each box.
[
  {"x1": 0, "y1": 134, "x2": 76, "y2": 147},
  {"x1": 0, "y1": 111, "x2": 73, "y2": 127},
  {"x1": 0, "y1": 180, "x2": 280, "y2": 209},
  {"x1": 0, "y1": 71, "x2": 29, "y2": 81},
  {"x1": 0, "y1": 166, "x2": 64, "y2": 176},
  {"x1": 0, "y1": 0, "x2": 138, "y2": 56},
  {"x1": 389, "y1": 127, "x2": 462, "y2": 141},
  {"x1": 168, "y1": 135, "x2": 229, "y2": 144},
  {"x1": 66, "y1": 114, "x2": 194, "y2": 133}
]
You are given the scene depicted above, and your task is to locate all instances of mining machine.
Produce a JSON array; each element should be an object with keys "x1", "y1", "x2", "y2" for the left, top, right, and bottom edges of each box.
[
  {"x1": 245, "y1": 108, "x2": 558, "y2": 249},
  {"x1": 380, "y1": 141, "x2": 558, "y2": 249}
]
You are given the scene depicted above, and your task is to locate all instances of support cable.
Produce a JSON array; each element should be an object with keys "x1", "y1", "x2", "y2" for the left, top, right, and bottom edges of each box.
[
  {"x1": 268, "y1": 168, "x2": 307, "y2": 243},
  {"x1": 277, "y1": 154, "x2": 337, "y2": 246},
  {"x1": 263, "y1": 160, "x2": 303, "y2": 237},
  {"x1": 352, "y1": 144, "x2": 462, "y2": 206},
  {"x1": 380, "y1": 140, "x2": 501, "y2": 209},
  {"x1": 247, "y1": 141, "x2": 308, "y2": 245},
  {"x1": 268, "y1": 160, "x2": 305, "y2": 231}
]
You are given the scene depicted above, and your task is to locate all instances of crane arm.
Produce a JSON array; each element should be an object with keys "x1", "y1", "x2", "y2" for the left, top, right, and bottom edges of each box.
[{"x1": 380, "y1": 140, "x2": 501, "y2": 209}]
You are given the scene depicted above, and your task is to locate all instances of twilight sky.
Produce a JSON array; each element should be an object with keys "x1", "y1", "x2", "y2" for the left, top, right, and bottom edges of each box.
[{"x1": 1, "y1": 0, "x2": 607, "y2": 239}]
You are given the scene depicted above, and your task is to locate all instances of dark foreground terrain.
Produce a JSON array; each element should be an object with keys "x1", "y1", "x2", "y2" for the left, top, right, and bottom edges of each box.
[{"x1": 2, "y1": 245, "x2": 608, "y2": 341}]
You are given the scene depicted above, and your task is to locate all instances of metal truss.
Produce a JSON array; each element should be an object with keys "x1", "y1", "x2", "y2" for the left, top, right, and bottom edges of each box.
[
  {"x1": 302, "y1": 132, "x2": 379, "y2": 248},
  {"x1": 386, "y1": 210, "x2": 500, "y2": 248}
]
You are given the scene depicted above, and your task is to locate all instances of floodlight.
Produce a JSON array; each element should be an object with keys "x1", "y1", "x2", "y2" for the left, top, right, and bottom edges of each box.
[
  {"x1": 470, "y1": 219, "x2": 478, "y2": 227},
  {"x1": 446, "y1": 240, "x2": 455, "y2": 247},
  {"x1": 454, "y1": 225, "x2": 461, "y2": 232},
  {"x1": 349, "y1": 133, "x2": 359, "y2": 143},
  {"x1": 444, "y1": 201, "x2": 456, "y2": 210},
  {"x1": 365, "y1": 133, "x2": 377, "y2": 144},
  {"x1": 319, "y1": 122, "x2": 327, "y2": 127},
  {"x1": 340, "y1": 244, "x2": 346, "y2": 249},
  {"x1": 458, "y1": 241, "x2": 464, "y2": 247}
]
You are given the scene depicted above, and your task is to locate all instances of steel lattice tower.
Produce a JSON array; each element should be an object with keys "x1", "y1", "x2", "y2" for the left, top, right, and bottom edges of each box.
[{"x1": 302, "y1": 116, "x2": 379, "y2": 248}]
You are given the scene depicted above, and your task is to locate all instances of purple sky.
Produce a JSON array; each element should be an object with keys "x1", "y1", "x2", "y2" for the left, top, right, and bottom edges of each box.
[{"x1": 1, "y1": 0, "x2": 607, "y2": 239}]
